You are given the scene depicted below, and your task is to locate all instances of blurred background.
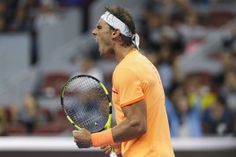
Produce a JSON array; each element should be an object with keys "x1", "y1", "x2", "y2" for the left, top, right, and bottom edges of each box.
[{"x1": 0, "y1": 0, "x2": 236, "y2": 156}]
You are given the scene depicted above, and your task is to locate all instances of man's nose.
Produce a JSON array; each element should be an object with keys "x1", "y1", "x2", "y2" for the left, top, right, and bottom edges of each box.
[{"x1": 92, "y1": 29, "x2": 96, "y2": 36}]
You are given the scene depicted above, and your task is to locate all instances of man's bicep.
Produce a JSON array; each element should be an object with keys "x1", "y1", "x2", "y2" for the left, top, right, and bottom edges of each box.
[
  {"x1": 122, "y1": 99, "x2": 147, "y2": 122},
  {"x1": 111, "y1": 99, "x2": 147, "y2": 142}
]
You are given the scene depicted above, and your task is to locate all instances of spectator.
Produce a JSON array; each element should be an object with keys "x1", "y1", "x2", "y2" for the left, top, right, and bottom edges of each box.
[
  {"x1": 165, "y1": 97, "x2": 179, "y2": 137},
  {"x1": 202, "y1": 96, "x2": 234, "y2": 136},
  {"x1": 18, "y1": 95, "x2": 39, "y2": 134},
  {"x1": 178, "y1": 12, "x2": 207, "y2": 45},
  {"x1": 0, "y1": 1, "x2": 7, "y2": 32},
  {"x1": 10, "y1": 8, "x2": 30, "y2": 31},
  {"x1": 170, "y1": 85, "x2": 202, "y2": 137},
  {"x1": 220, "y1": 70, "x2": 236, "y2": 112},
  {"x1": 10, "y1": 0, "x2": 38, "y2": 32},
  {"x1": 34, "y1": 0, "x2": 59, "y2": 29},
  {"x1": 0, "y1": 15, "x2": 6, "y2": 32},
  {"x1": 73, "y1": 56, "x2": 104, "y2": 82},
  {"x1": 0, "y1": 106, "x2": 7, "y2": 136},
  {"x1": 156, "y1": 46, "x2": 174, "y2": 93},
  {"x1": 185, "y1": 74, "x2": 217, "y2": 111},
  {"x1": 8, "y1": 103, "x2": 19, "y2": 125}
]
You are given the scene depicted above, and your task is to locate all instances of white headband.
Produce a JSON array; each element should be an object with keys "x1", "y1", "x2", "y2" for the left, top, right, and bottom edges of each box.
[{"x1": 101, "y1": 11, "x2": 140, "y2": 49}]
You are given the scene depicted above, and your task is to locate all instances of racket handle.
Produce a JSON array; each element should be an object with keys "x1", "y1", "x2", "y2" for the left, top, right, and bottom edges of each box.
[
  {"x1": 109, "y1": 151, "x2": 118, "y2": 157},
  {"x1": 75, "y1": 141, "x2": 90, "y2": 148}
]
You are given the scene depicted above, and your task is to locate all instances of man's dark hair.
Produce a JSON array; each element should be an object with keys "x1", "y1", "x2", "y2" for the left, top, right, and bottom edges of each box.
[{"x1": 105, "y1": 6, "x2": 136, "y2": 47}]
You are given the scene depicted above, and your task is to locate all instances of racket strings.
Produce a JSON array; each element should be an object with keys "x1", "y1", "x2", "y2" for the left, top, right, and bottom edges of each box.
[{"x1": 63, "y1": 77, "x2": 109, "y2": 132}]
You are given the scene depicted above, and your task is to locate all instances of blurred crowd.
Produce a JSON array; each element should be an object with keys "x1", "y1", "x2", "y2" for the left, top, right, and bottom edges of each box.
[
  {"x1": 0, "y1": 0, "x2": 93, "y2": 64},
  {"x1": 139, "y1": 0, "x2": 236, "y2": 137},
  {"x1": 0, "y1": 0, "x2": 236, "y2": 138},
  {"x1": 0, "y1": 0, "x2": 92, "y2": 32}
]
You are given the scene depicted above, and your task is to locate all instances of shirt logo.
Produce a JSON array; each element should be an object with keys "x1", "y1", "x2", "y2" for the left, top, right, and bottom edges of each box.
[{"x1": 112, "y1": 87, "x2": 118, "y2": 94}]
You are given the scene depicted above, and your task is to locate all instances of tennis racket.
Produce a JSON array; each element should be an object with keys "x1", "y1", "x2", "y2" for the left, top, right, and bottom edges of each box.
[{"x1": 60, "y1": 74, "x2": 117, "y2": 157}]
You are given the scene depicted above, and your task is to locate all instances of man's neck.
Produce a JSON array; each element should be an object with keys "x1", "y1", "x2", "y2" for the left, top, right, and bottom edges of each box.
[{"x1": 114, "y1": 45, "x2": 136, "y2": 62}]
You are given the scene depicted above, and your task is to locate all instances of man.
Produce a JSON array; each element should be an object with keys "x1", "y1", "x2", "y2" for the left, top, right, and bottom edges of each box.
[{"x1": 73, "y1": 6, "x2": 175, "y2": 157}]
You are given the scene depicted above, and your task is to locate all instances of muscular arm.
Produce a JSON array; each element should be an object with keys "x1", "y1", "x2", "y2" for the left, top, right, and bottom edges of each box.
[{"x1": 111, "y1": 99, "x2": 147, "y2": 143}]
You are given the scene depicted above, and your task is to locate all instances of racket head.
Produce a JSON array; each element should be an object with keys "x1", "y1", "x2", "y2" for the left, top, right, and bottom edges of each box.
[{"x1": 60, "y1": 74, "x2": 112, "y2": 133}]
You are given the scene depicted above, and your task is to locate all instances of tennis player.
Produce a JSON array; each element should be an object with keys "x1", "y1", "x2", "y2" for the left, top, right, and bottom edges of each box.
[{"x1": 73, "y1": 6, "x2": 175, "y2": 157}]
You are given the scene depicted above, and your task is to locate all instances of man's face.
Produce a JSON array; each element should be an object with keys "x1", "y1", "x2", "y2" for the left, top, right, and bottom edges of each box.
[{"x1": 92, "y1": 19, "x2": 114, "y2": 56}]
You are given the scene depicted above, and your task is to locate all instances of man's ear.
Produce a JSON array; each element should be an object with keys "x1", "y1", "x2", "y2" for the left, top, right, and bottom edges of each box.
[{"x1": 112, "y1": 29, "x2": 121, "y2": 39}]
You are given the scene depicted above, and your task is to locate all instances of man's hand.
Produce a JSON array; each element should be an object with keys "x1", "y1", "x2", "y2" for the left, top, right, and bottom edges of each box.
[
  {"x1": 73, "y1": 129, "x2": 92, "y2": 148},
  {"x1": 100, "y1": 143, "x2": 121, "y2": 155}
]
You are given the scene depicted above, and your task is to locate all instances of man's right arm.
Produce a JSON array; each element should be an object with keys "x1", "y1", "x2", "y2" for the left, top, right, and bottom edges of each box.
[{"x1": 111, "y1": 99, "x2": 147, "y2": 143}]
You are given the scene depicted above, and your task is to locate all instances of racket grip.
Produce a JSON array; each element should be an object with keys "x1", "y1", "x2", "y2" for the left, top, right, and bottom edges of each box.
[
  {"x1": 109, "y1": 151, "x2": 118, "y2": 157},
  {"x1": 75, "y1": 141, "x2": 91, "y2": 148}
]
